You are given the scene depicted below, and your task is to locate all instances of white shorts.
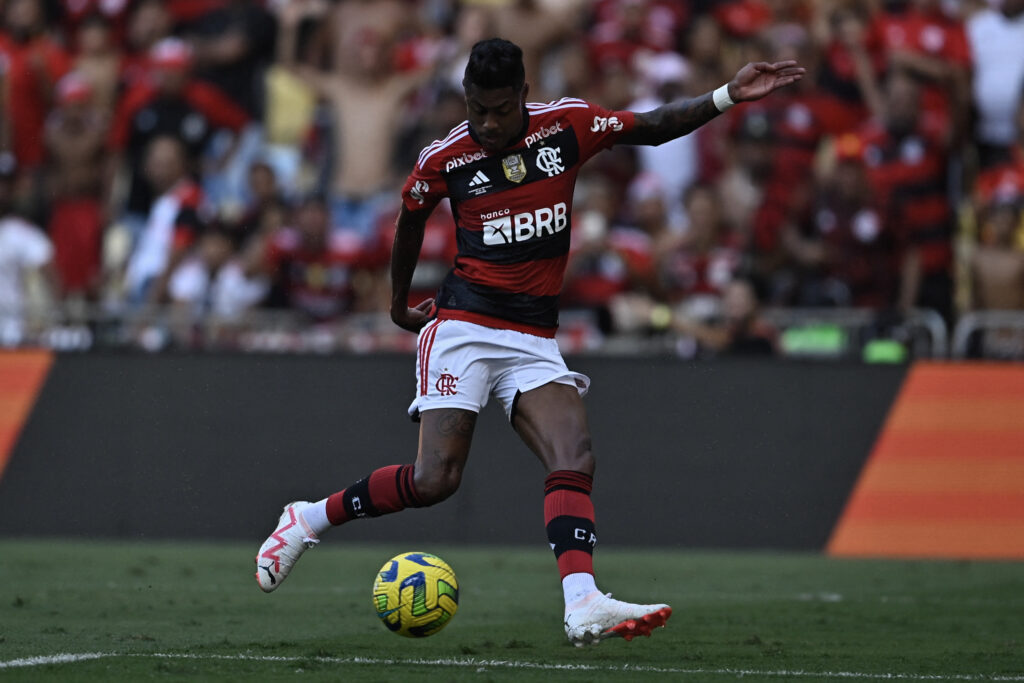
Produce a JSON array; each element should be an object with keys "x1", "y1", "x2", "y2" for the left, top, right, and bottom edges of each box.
[{"x1": 408, "y1": 319, "x2": 591, "y2": 421}]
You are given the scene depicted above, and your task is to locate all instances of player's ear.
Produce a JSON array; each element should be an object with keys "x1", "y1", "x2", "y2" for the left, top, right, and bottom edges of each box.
[{"x1": 520, "y1": 82, "x2": 529, "y2": 104}]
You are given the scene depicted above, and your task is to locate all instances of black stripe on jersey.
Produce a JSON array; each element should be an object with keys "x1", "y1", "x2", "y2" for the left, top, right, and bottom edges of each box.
[
  {"x1": 444, "y1": 128, "x2": 581, "y2": 202},
  {"x1": 436, "y1": 271, "x2": 560, "y2": 328}
]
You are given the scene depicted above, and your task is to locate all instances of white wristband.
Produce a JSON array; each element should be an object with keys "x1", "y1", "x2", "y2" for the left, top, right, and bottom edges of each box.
[{"x1": 713, "y1": 84, "x2": 735, "y2": 112}]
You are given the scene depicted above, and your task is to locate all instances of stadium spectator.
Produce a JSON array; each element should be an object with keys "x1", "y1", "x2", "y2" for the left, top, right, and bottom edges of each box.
[
  {"x1": 169, "y1": 226, "x2": 268, "y2": 322},
  {"x1": 58, "y1": 0, "x2": 131, "y2": 51},
  {"x1": 810, "y1": 1, "x2": 877, "y2": 132},
  {"x1": 563, "y1": 173, "x2": 660, "y2": 331},
  {"x1": 780, "y1": 134, "x2": 899, "y2": 308},
  {"x1": 967, "y1": 180, "x2": 1024, "y2": 358},
  {"x1": 966, "y1": 0, "x2": 1024, "y2": 168},
  {"x1": 108, "y1": 37, "x2": 248, "y2": 236},
  {"x1": 855, "y1": 69, "x2": 954, "y2": 319},
  {"x1": 0, "y1": 156, "x2": 56, "y2": 347},
  {"x1": 969, "y1": 193, "x2": 1024, "y2": 310},
  {"x1": 252, "y1": 194, "x2": 384, "y2": 322},
  {"x1": 276, "y1": 2, "x2": 432, "y2": 242},
  {"x1": 629, "y1": 52, "x2": 698, "y2": 231},
  {"x1": 716, "y1": 106, "x2": 776, "y2": 256},
  {"x1": 70, "y1": 12, "x2": 122, "y2": 115},
  {"x1": 0, "y1": 0, "x2": 72, "y2": 171},
  {"x1": 182, "y1": 0, "x2": 276, "y2": 119},
  {"x1": 44, "y1": 72, "x2": 109, "y2": 300},
  {"x1": 867, "y1": 0, "x2": 971, "y2": 138},
  {"x1": 222, "y1": 161, "x2": 289, "y2": 248},
  {"x1": 653, "y1": 182, "x2": 742, "y2": 315},
  {"x1": 182, "y1": 0, "x2": 277, "y2": 207},
  {"x1": 488, "y1": 0, "x2": 584, "y2": 103},
  {"x1": 588, "y1": 0, "x2": 689, "y2": 68},
  {"x1": 120, "y1": 0, "x2": 174, "y2": 91},
  {"x1": 670, "y1": 277, "x2": 778, "y2": 356},
  {"x1": 308, "y1": 0, "x2": 412, "y2": 76},
  {"x1": 122, "y1": 136, "x2": 207, "y2": 305},
  {"x1": 0, "y1": 50, "x2": 9, "y2": 155},
  {"x1": 743, "y1": 22, "x2": 848, "y2": 275}
]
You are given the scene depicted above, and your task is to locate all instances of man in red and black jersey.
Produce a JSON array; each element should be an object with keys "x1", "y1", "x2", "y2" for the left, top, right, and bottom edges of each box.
[
  {"x1": 854, "y1": 69, "x2": 953, "y2": 319},
  {"x1": 256, "y1": 38, "x2": 804, "y2": 645}
]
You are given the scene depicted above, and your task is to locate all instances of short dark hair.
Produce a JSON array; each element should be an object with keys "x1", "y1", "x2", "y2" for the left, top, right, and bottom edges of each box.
[{"x1": 463, "y1": 38, "x2": 525, "y2": 92}]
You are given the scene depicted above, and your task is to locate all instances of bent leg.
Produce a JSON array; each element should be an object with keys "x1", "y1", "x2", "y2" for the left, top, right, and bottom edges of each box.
[
  {"x1": 310, "y1": 408, "x2": 476, "y2": 529},
  {"x1": 255, "y1": 408, "x2": 476, "y2": 593},
  {"x1": 412, "y1": 408, "x2": 477, "y2": 504}
]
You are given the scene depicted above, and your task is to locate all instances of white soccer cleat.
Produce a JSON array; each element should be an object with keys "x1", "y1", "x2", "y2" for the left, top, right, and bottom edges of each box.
[
  {"x1": 563, "y1": 591, "x2": 672, "y2": 647},
  {"x1": 255, "y1": 501, "x2": 319, "y2": 592}
]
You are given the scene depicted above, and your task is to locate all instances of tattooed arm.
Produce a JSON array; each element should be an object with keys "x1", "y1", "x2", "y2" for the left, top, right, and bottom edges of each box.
[{"x1": 619, "y1": 60, "x2": 806, "y2": 146}]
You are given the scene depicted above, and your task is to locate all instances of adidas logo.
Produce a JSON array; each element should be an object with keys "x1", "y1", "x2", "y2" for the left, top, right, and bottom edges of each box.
[{"x1": 468, "y1": 170, "x2": 490, "y2": 187}]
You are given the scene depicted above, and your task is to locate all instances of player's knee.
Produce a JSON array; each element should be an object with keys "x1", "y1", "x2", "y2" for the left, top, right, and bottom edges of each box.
[
  {"x1": 550, "y1": 434, "x2": 594, "y2": 475},
  {"x1": 568, "y1": 436, "x2": 595, "y2": 472},
  {"x1": 413, "y1": 464, "x2": 463, "y2": 506}
]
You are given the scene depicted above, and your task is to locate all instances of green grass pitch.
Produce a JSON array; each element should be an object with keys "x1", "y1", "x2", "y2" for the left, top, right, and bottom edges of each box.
[{"x1": 1, "y1": 539, "x2": 1022, "y2": 681}]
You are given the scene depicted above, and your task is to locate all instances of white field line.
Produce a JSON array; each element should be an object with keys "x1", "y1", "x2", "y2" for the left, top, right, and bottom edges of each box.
[{"x1": 0, "y1": 652, "x2": 1022, "y2": 681}]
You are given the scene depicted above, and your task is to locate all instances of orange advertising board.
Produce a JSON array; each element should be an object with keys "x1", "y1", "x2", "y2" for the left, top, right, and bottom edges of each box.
[
  {"x1": 828, "y1": 363, "x2": 1024, "y2": 558},
  {"x1": 0, "y1": 350, "x2": 53, "y2": 481}
]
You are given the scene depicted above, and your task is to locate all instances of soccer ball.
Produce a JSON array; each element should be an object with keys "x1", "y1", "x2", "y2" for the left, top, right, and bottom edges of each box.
[{"x1": 372, "y1": 551, "x2": 459, "y2": 638}]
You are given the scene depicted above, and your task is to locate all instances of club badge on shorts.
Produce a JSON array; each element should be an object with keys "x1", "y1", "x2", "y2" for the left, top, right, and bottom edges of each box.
[{"x1": 502, "y1": 154, "x2": 527, "y2": 183}]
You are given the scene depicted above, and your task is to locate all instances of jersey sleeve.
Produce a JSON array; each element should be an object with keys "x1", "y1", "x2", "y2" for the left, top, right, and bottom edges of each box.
[
  {"x1": 570, "y1": 100, "x2": 636, "y2": 163},
  {"x1": 400, "y1": 155, "x2": 449, "y2": 213}
]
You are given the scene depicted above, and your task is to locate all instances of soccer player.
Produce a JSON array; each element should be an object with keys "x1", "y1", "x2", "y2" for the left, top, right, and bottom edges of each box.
[{"x1": 257, "y1": 38, "x2": 804, "y2": 646}]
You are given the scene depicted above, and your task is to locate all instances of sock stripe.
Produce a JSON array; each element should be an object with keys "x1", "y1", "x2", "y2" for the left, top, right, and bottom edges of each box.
[
  {"x1": 544, "y1": 470, "x2": 596, "y2": 579},
  {"x1": 543, "y1": 488, "x2": 594, "y2": 521},
  {"x1": 400, "y1": 465, "x2": 423, "y2": 507},
  {"x1": 544, "y1": 470, "x2": 593, "y2": 494},
  {"x1": 394, "y1": 466, "x2": 410, "y2": 508}
]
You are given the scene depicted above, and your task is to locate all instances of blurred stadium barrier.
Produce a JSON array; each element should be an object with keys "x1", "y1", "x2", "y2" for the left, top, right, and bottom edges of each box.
[{"x1": 0, "y1": 303, "x2": 975, "y2": 359}]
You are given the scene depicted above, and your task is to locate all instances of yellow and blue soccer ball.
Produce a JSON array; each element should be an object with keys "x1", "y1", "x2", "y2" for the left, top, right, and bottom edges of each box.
[{"x1": 372, "y1": 551, "x2": 459, "y2": 637}]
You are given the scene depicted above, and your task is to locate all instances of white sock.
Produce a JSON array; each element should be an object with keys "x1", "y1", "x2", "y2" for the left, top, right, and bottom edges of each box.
[
  {"x1": 301, "y1": 499, "x2": 332, "y2": 536},
  {"x1": 562, "y1": 572, "x2": 598, "y2": 605}
]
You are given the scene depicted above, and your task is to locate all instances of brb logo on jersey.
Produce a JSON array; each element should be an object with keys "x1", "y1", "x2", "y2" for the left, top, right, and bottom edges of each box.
[{"x1": 481, "y1": 203, "x2": 568, "y2": 246}]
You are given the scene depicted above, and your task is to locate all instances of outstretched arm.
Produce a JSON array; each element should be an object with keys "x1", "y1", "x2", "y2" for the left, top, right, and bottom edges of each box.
[
  {"x1": 390, "y1": 204, "x2": 436, "y2": 332},
  {"x1": 619, "y1": 60, "x2": 806, "y2": 146}
]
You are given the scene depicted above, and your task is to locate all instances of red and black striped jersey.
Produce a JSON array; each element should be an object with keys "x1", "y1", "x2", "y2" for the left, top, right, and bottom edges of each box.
[{"x1": 401, "y1": 98, "x2": 635, "y2": 337}]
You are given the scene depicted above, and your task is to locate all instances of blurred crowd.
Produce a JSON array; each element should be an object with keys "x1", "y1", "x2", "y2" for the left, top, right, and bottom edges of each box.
[{"x1": 1, "y1": 0, "x2": 1024, "y2": 355}]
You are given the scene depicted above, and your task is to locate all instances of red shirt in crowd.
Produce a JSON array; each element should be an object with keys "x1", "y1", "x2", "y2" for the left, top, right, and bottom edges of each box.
[
  {"x1": 108, "y1": 80, "x2": 249, "y2": 152},
  {"x1": 656, "y1": 239, "x2": 742, "y2": 304},
  {"x1": 974, "y1": 147, "x2": 1024, "y2": 205},
  {"x1": 264, "y1": 228, "x2": 383, "y2": 322},
  {"x1": 563, "y1": 227, "x2": 654, "y2": 308},
  {"x1": 0, "y1": 34, "x2": 71, "y2": 168},
  {"x1": 868, "y1": 8, "x2": 970, "y2": 127},
  {"x1": 856, "y1": 116, "x2": 952, "y2": 274}
]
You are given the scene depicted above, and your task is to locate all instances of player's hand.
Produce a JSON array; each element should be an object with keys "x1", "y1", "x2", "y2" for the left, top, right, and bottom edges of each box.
[
  {"x1": 391, "y1": 298, "x2": 435, "y2": 333},
  {"x1": 729, "y1": 61, "x2": 806, "y2": 102}
]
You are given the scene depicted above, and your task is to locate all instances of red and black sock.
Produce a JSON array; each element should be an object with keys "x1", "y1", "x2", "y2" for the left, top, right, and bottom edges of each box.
[
  {"x1": 544, "y1": 470, "x2": 596, "y2": 578},
  {"x1": 325, "y1": 464, "x2": 423, "y2": 526}
]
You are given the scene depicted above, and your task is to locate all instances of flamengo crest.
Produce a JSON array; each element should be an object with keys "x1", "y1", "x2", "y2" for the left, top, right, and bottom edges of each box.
[
  {"x1": 502, "y1": 154, "x2": 527, "y2": 183},
  {"x1": 535, "y1": 146, "x2": 564, "y2": 177}
]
